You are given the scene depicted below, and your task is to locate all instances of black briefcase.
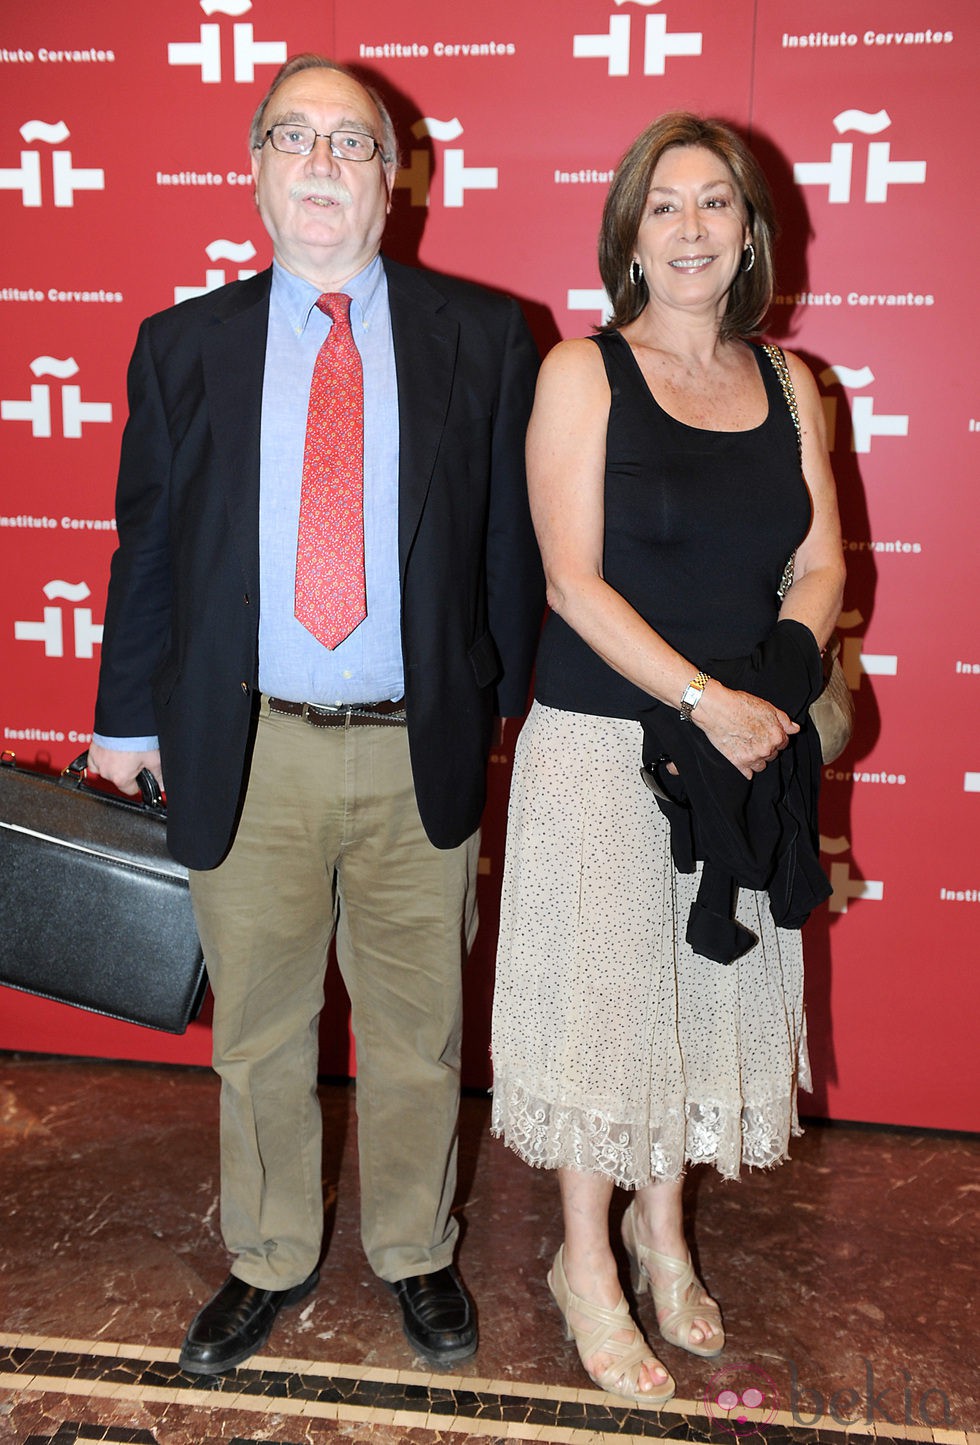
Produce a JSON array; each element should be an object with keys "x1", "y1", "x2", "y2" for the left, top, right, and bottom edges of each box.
[{"x1": 0, "y1": 752, "x2": 207, "y2": 1034}]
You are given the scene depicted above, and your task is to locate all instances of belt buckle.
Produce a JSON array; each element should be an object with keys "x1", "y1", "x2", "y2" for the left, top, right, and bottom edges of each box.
[{"x1": 300, "y1": 701, "x2": 345, "y2": 725}]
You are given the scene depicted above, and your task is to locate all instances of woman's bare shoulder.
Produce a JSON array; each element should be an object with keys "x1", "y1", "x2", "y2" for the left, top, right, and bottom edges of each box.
[
  {"x1": 780, "y1": 345, "x2": 821, "y2": 401},
  {"x1": 537, "y1": 335, "x2": 610, "y2": 394}
]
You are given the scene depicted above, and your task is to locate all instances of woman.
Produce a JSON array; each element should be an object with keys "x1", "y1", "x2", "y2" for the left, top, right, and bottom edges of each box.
[{"x1": 491, "y1": 113, "x2": 845, "y2": 1406}]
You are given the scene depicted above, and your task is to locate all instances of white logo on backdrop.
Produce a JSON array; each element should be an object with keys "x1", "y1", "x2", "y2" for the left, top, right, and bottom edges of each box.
[
  {"x1": 174, "y1": 238, "x2": 258, "y2": 303},
  {"x1": 965, "y1": 774, "x2": 980, "y2": 793},
  {"x1": 820, "y1": 834, "x2": 884, "y2": 913},
  {"x1": 794, "y1": 110, "x2": 926, "y2": 203},
  {"x1": 819, "y1": 363, "x2": 909, "y2": 454},
  {"x1": 14, "y1": 580, "x2": 103, "y2": 659},
  {"x1": 393, "y1": 118, "x2": 498, "y2": 208},
  {"x1": 566, "y1": 287, "x2": 612, "y2": 324},
  {"x1": 1, "y1": 357, "x2": 112, "y2": 439},
  {"x1": 837, "y1": 607, "x2": 898, "y2": 692},
  {"x1": 168, "y1": 0, "x2": 285, "y2": 83},
  {"x1": 0, "y1": 120, "x2": 104, "y2": 208},
  {"x1": 573, "y1": 5, "x2": 702, "y2": 77}
]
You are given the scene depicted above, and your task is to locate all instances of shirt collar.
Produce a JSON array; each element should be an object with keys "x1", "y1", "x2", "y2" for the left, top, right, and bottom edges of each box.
[{"x1": 271, "y1": 254, "x2": 385, "y2": 336}]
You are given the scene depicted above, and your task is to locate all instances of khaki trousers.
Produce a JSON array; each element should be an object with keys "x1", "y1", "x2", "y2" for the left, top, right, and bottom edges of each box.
[{"x1": 188, "y1": 699, "x2": 479, "y2": 1290}]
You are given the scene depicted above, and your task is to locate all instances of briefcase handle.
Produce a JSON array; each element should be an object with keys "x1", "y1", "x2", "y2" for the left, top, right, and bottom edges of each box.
[{"x1": 60, "y1": 750, "x2": 167, "y2": 817}]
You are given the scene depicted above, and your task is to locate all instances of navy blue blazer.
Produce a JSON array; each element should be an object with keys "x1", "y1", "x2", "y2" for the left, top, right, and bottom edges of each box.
[{"x1": 94, "y1": 257, "x2": 543, "y2": 868}]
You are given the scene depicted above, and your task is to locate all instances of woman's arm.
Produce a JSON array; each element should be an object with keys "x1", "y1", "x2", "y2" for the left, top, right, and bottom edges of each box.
[
  {"x1": 528, "y1": 339, "x2": 798, "y2": 778},
  {"x1": 778, "y1": 351, "x2": 847, "y2": 649}
]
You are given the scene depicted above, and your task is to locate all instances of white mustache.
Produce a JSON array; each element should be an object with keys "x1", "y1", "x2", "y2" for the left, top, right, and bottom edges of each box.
[{"x1": 290, "y1": 178, "x2": 353, "y2": 206}]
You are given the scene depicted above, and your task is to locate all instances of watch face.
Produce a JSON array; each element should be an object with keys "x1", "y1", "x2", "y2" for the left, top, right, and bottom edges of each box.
[{"x1": 680, "y1": 673, "x2": 709, "y2": 718}]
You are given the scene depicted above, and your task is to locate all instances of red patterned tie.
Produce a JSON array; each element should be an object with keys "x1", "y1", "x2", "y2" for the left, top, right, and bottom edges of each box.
[{"x1": 294, "y1": 292, "x2": 366, "y2": 650}]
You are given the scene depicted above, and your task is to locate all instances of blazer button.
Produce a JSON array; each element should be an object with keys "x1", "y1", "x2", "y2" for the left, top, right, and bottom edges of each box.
[
  {"x1": 241, "y1": 682, "x2": 248, "y2": 693},
  {"x1": 243, "y1": 593, "x2": 250, "y2": 604}
]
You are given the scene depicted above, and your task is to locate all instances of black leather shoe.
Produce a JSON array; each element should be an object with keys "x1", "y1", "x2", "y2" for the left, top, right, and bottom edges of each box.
[
  {"x1": 179, "y1": 1268, "x2": 319, "y2": 1375},
  {"x1": 389, "y1": 1265, "x2": 477, "y2": 1365}
]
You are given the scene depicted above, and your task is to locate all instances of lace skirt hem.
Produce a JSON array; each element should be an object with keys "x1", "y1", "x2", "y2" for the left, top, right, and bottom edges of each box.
[{"x1": 490, "y1": 1079, "x2": 805, "y2": 1186}]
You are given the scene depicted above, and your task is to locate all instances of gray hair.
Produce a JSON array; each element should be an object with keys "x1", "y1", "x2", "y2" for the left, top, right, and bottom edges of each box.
[{"x1": 248, "y1": 53, "x2": 400, "y2": 170}]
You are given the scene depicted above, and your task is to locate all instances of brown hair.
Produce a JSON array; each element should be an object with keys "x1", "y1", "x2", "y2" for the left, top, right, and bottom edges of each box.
[
  {"x1": 248, "y1": 53, "x2": 399, "y2": 170},
  {"x1": 598, "y1": 112, "x2": 776, "y2": 341}
]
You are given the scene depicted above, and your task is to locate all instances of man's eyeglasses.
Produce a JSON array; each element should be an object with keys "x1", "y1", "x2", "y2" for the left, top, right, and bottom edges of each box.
[{"x1": 261, "y1": 124, "x2": 383, "y2": 162}]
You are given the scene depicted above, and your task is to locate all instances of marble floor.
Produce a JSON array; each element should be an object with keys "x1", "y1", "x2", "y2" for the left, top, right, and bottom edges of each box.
[{"x1": 1, "y1": 1054, "x2": 977, "y2": 1445}]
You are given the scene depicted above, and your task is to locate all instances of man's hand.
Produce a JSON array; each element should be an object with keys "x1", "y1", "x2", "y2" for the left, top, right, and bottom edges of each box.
[{"x1": 86, "y1": 742, "x2": 164, "y2": 797}]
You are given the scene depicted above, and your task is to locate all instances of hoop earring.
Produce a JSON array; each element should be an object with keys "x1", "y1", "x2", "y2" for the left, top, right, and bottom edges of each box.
[
  {"x1": 740, "y1": 243, "x2": 756, "y2": 274},
  {"x1": 629, "y1": 259, "x2": 644, "y2": 286}
]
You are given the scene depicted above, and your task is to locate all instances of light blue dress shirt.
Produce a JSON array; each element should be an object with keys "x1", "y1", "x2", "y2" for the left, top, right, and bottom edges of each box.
[
  {"x1": 258, "y1": 256, "x2": 402, "y2": 705},
  {"x1": 96, "y1": 255, "x2": 403, "y2": 751}
]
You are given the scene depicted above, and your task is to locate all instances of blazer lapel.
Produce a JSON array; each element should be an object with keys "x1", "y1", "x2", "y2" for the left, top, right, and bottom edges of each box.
[
  {"x1": 383, "y1": 257, "x2": 459, "y2": 572},
  {"x1": 200, "y1": 270, "x2": 271, "y2": 599}
]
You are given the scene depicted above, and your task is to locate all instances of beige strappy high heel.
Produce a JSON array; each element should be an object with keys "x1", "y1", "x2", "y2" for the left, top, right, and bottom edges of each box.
[
  {"x1": 622, "y1": 1202, "x2": 725, "y2": 1358},
  {"x1": 547, "y1": 1246, "x2": 675, "y2": 1406}
]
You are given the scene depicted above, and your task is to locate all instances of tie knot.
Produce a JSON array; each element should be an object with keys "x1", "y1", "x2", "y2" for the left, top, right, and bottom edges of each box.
[{"x1": 317, "y1": 292, "x2": 351, "y2": 327}]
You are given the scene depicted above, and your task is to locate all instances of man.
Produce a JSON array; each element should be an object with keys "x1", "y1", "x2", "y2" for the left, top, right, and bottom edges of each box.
[{"x1": 88, "y1": 54, "x2": 542, "y2": 1375}]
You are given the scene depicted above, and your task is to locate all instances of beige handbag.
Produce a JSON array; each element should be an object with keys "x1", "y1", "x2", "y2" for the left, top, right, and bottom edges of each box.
[
  {"x1": 809, "y1": 632, "x2": 855, "y2": 764},
  {"x1": 763, "y1": 344, "x2": 854, "y2": 764}
]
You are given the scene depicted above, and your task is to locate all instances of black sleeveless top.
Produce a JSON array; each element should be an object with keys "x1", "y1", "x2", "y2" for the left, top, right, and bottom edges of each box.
[{"x1": 535, "y1": 332, "x2": 812, "y2": 720}]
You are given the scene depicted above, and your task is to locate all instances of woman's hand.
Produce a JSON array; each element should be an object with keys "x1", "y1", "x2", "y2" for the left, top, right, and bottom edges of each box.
[{"x1": 693, "y1": 683, "x2": 798, "y2": 779}]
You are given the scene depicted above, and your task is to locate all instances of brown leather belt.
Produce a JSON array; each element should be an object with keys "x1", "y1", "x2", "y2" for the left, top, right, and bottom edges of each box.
[{"x1": 267, "y1": 695, "x2": 406, "y2": 728}]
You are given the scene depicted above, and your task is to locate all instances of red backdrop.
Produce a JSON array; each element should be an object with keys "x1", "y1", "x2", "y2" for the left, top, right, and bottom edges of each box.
[{"x1": 2, "y1": 0, "x2": 978, "y2": 1132}]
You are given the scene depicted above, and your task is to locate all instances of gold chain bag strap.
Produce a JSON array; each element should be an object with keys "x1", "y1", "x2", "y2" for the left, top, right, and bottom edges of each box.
[{"x1": 762, "y1": 344, "x2": 853, "y2": 764}]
